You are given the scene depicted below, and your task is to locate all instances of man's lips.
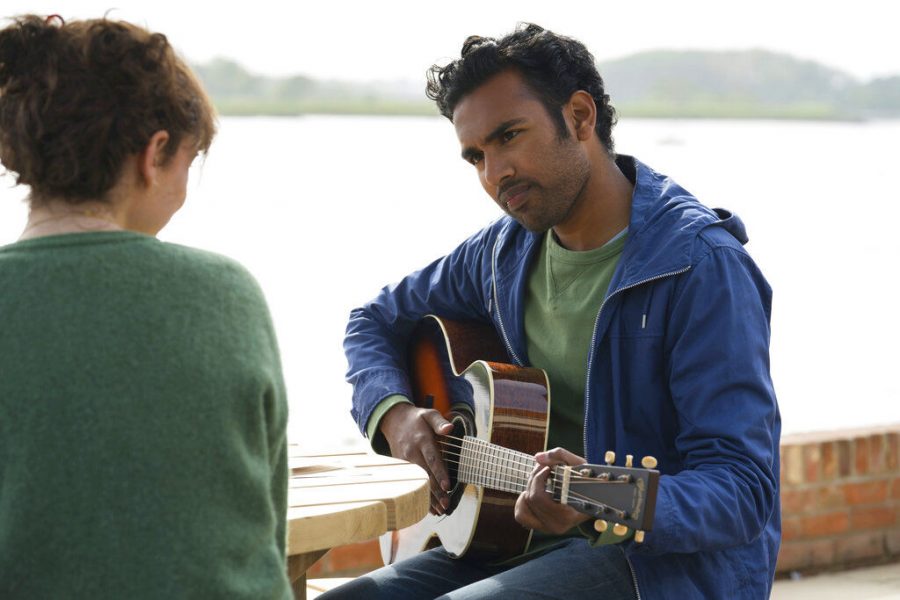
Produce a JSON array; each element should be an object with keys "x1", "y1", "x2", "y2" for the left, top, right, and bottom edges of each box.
[{"x1": 500, "y1": 183, "x2": 531, "y2": 211}]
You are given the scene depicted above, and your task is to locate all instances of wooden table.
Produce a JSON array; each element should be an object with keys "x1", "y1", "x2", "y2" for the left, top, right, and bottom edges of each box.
[{"x1": 286, "y1": 447, "x2": 430, "y2": 599}]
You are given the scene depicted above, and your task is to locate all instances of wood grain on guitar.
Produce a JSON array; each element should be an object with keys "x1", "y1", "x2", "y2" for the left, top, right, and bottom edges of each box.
[{"x1": 380, "y1": 315, "x2": 660, "y2": 564}]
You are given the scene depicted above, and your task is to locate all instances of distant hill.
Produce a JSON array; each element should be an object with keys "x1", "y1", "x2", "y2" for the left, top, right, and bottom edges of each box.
[
  {"x1": 193, "y1": 50, "x2": 900, "y2": 120},
  {"x1": 192, "y1": 58, "x2": 433, "y2": 116},
  {"x1": 600, "y1": 49, "x2": 899, "y2": 119}
]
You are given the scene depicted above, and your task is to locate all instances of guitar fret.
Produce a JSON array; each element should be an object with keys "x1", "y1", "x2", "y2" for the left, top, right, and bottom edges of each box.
[{"x1": 457, "y1": 436, "x2": 535, "y2": 494}]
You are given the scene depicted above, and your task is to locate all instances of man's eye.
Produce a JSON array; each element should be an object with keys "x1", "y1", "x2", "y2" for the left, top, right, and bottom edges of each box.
[
  {"x1": 468, "y1": 153, "x2": 483, "y2": 166},
  {"x1": 502, "y1": 130, "x2": 520, "y2": 142}
]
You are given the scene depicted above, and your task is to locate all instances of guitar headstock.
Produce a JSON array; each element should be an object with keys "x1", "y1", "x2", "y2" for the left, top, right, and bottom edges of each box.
[{"x1": 549, "y1": 451, "x2": 659, "y2": 541}]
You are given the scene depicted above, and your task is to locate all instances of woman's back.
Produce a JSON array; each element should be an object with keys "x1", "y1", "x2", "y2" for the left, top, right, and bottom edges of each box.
[{"x1": 0, "y1": 231, "x2": 290, "y2": 598}]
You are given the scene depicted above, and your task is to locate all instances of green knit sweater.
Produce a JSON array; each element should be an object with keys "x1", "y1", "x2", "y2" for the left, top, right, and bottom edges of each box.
[{"x1": 0, "y1": 231, "x2": 290, "y2": 599}]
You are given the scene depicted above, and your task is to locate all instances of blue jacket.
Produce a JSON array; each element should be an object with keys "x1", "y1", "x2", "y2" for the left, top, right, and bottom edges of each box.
[{"x1": 345, "y1": 156, "x2": 781, "y2": 599}]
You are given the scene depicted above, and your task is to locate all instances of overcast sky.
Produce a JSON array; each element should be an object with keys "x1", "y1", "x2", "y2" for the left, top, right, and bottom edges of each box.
[{"x1": 4, "y1": 0, "x2": 900, "y2": 82}]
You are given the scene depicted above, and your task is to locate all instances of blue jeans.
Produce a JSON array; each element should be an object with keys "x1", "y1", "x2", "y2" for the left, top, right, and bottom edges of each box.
[{"x1": 316, "y1": 538, "x2": 637, "y2": 600}]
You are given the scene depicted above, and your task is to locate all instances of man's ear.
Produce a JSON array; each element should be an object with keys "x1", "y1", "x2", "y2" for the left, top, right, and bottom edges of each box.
[
  {"x1": 138, "y1": 130, "x2": 171, "y2": 187},
  {"x1": 567, "y1": 91, "x2": 597, "y2": 142}
]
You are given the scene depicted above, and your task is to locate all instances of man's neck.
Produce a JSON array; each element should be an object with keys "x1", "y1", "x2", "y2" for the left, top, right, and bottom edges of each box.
[{"x1": 552, "y1": 153, "x2": 633, "y2": 252}]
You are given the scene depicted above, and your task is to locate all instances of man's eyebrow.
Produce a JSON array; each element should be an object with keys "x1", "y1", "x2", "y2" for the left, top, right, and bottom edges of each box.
[{"x1": 460, "y1": 118, "x2": 527, "y2": 161}]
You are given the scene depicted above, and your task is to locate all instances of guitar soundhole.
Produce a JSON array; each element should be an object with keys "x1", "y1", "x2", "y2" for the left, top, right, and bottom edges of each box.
[{"x1": 442, "y1": 411, "x2": 475, "y2": 515}]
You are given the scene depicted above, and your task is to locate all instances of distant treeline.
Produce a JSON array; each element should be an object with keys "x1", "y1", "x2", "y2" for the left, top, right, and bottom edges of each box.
[{"x1": 193, "y1": 50, "x2": 900, "y2": 120}]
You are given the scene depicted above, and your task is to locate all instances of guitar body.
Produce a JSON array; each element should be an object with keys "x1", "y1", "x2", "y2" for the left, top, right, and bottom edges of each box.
[{"x1": 380, "y1": 315, "x2": 551, "y2": 563}]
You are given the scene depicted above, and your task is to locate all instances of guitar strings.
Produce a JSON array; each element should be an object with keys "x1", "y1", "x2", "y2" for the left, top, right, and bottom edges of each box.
[
  {"x1": 437, "y1": 436, "x2": 603, "y2": 483},
  {"x1": 434, "y1": 438, "x2": 620, "y2": 509},
  {"x1": 436, "y1": 445, "x2": 619, "y2": 512},
  {"x1": 436, "y1": 440, "x2": 604, "y2": 488}
]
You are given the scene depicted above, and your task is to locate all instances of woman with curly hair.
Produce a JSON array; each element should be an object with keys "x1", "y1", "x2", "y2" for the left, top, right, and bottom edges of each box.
[{"x1": 0, "y1": 15, "x2": 291, "y2": 598}]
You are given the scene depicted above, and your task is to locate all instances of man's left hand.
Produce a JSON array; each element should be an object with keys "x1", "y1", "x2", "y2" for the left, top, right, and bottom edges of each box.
[{"x1": 514, "y1": 447, "x2": 593, "y2": 534}]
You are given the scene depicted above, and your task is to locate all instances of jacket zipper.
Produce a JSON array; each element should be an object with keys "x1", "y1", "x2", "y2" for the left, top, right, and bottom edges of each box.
[
  {"x1": 625, "y1": 552, "x2": 642, "y2": 600},
  {"x1": 491, "y1": 235, "x2": 524, "y2": 366},
  {"x1": 582, "y1": 265, "x2": 691, "y2": 600}
]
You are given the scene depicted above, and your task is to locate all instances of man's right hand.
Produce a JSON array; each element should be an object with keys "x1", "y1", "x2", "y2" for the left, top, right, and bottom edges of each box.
[{"x1": 379, "y1": 402, "x2": 453, "y2": 515}]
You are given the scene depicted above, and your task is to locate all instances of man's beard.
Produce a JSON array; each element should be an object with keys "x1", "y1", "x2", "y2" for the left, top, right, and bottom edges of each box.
[{"x1": 506, "y1": 141, "x2": 591, "y2": 233}]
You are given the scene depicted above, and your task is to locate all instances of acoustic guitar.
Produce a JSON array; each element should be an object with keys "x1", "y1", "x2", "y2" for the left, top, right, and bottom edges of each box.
[{"x1": 379, "y1": 315, "x2": 659, "y2": 564}]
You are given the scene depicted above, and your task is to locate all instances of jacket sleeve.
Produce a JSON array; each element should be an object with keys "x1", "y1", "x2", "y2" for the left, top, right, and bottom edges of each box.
[
  {"x1": 633, "y1": 244, "x2": 780, "y2": 555},
  {"x1": 344, "y1": 224, "x2": 498, "y2": 436}
]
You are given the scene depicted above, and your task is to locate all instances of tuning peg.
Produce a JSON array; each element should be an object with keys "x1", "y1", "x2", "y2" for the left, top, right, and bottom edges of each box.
[
  {"x1": 579, "y1": 468, "x2": 592, "y2": 477},
  {"x1": 635, "y1": 530, "x2": 645, "y2": 543},
  {"x1": 604, "y1": 451, "x2": 616, "y2": 465},
  {"x1": 613, "y1": 523, "x2": 629, "y2": 536},
  {"x1": 594, "y1": 519, "x2": 609, "y2": 533},
  {"x1": 625, "y1": 454, "x2": 634, "y2": 468},
  {"x1": 641, "y1": 456, "x2": 658, "y2": 469}
]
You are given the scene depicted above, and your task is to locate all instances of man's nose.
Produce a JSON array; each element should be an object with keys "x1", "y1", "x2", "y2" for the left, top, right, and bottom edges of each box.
[{"x1": 483, "y1": 152, "x2": 514, "y2": 188}]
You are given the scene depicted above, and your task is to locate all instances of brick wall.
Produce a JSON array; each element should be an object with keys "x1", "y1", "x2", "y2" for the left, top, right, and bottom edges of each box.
[
  {"x1": 307, "y1": 539, "x2": 382, "y2": 578},
  {"x1": 308, "y1": 425, "x2": 900, "y2": 578},
  {"x1": 777, "y1": 425, "x2": 900, "y2": 575}
]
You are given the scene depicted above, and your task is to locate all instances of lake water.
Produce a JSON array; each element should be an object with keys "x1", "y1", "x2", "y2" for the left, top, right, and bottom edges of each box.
[{"x1": 2, "y1": 115, "x2": 898, "y2": 450}]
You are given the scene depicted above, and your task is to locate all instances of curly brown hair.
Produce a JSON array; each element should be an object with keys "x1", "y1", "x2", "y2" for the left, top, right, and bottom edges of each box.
[
  {"x1": 0, "y1": 15, "x2": 217, "y2": 204},
  {"x1": 427, "y1": 23, "x2": 617, "y2": 152}
]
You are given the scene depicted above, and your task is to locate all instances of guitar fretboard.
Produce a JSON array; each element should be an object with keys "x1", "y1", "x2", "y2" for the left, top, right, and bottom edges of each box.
[{"x1": 457, "y1": 436, "x2": 538, "y2": 494}]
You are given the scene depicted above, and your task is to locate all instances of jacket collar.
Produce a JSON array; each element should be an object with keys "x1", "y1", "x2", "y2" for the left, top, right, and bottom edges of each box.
[
  {"x1": 490, "y1": 155, "x2": 747, "y2": 360},
  {"x1": 494, "y1": 155, "x2": 735, "y2": 285}
]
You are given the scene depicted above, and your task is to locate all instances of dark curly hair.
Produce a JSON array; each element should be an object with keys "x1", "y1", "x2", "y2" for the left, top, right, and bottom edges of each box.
[
  {"x1": 427, "y1": 23, "x2": 616, "y2": 152},
  {"x1": 0, "y1": 15, "x2": 216, "y2": 204}
]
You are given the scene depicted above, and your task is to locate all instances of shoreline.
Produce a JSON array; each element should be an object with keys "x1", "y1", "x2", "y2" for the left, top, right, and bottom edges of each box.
[{"x1": 211, "y1": 102, "x2": 896, "y2": 122}]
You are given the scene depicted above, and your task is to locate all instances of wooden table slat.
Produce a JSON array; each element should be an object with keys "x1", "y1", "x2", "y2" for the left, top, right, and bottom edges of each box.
[
  {"x1": 287, "y1": 501, "x2": 387, "y2": 554},
  {"x1": 286, "y1": 451, "x2": 430, "y2": 599}
]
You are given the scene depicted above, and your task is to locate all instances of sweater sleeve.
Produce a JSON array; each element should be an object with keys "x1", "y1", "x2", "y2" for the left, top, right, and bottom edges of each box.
[
  {"x1": 631, "y1": 245, "x2": 780, "y2": 556},
  {"x1": 236, "y1": 266, "x2": 290, "y2": 561},
  {"x1": 261, "y1": 300, "x2": 289, "y2": 560}
]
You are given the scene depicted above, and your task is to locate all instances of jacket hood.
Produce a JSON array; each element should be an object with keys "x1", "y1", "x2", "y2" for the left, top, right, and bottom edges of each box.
[{"x1": 615, "y1": 155, "x2": 748, "y2": 289}]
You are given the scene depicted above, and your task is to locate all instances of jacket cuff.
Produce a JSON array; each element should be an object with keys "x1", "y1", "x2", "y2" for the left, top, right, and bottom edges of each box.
[
  {"x1": 350, "y1": 367, "x2": 413, "y2": 434},
  {"x1": 365, "y1": 394, "x2": 412, "y2": 455}
]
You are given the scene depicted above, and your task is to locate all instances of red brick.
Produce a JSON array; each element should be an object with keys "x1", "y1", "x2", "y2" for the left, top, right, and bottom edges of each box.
[
  {"x1": 888, "y1": 433, "x2": 899, "y2": 471},
  {"x1": 843, "y1": 480, "x2": 889, "y2": 505},
  {"x1": 781, "y1": 488, "x2": 815, "y2": 515},
  {"x1": 783, "y1": 445, "x2": 804, "y2": 485},
  {"x1": 821, "y1": 442, "x2": 838, "y2": 481},
  {"x1": 781, "y1": 517, "x2": 803, "y2": 541},
  {"x1": 893, "y1": 477, "x2": 900, "y2": 501},
  {"x1": 804, "y1": 445, "x2": 821, "y2": 483},
  {"x1": 870, "y1": 435, "x2": 886, "y2": 473},
  {"x1": 306, "y1": 554, "x2": 331, "y2": 577},
  {"x1": 834, "y1": 531, "x2": 884, "y2": 564},
  {"x1": 836, "y1": 439, "x2": 852, "y2": 477},
  {"x1": 851, "y1": 505, "x2": 897, "y2": 530},
  {"x1": 816, "y1": 485, "x2": 845, "y2": 511},
  {"x1": 801, "y1": 511, "x2": 850, "y2": 537},
  {"x1": 325, "y1": 540, "x2": 383, "y2": 575},
  {"x1": 855, "y1": 437, "x2": 870, "y2": 475}
]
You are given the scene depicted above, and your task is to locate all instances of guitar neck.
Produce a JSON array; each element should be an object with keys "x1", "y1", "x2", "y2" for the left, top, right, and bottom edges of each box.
[
  {"x1": 450, "y1": 434, "x2": 659, "y2": 533},
  {"x1": 456, "y1": 435, "x2": 537, "y2": 494}
]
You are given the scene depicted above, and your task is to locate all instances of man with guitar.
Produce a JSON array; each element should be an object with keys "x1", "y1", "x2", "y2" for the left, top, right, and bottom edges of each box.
[{"x1": 324, "y1": 23, "x2": 780, "y2": 600}]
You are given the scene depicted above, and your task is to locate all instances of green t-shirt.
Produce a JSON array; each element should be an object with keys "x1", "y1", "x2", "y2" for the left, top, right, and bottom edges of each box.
[
  {"x1": 518, "y1": 228, "x2": 628, "y2": 557},
  {"x1": 0, "y1": 231, "x2": 291, "y2": 599},
  {"x1": 525, "y1": 229, "x2": 627, "y2": 456}
]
